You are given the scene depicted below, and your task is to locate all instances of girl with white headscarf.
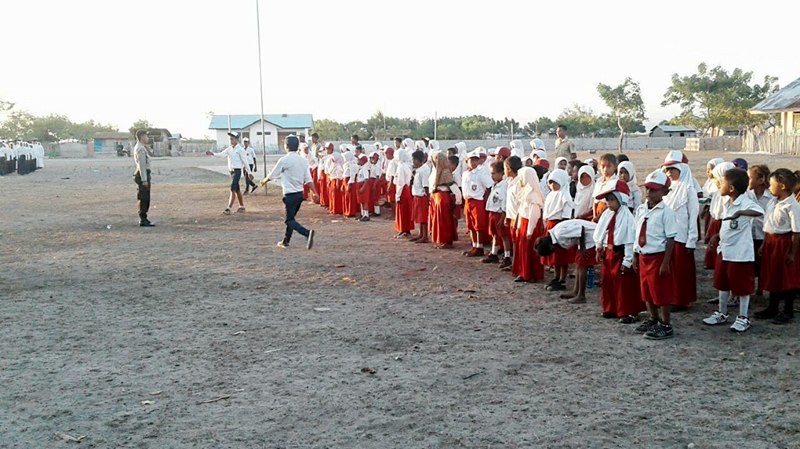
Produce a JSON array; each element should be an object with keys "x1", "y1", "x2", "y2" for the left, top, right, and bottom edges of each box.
[
  {"x1": 512, "y1": 167, "x2": 546, "y2": 283},
  {"x1": 573, "y1": 165, "x2": 596, "y2": 220},
  {"x1": 617, "y1": 160, "x2": 642, "y2": 211},
  {"x1": 662, "y1": 152, "x2": 700, "y2": 307},
  {"x1": 542, "y1": 169, "x2": 576, "y2": 289},
  {"x1": 328, "y1": 153, "x2": 345, "y2": 215},
  {"x1": 554, "y1": 156, "x2": 568, "y2": 171},
  {"x1": 393, "y1": 150, "x2": 414, "y2": 237},
  {"x1": 703, "y1": 161, "x2": 736, "y2": 269},
  {"x1": 592, "y1": 180, "x2": 643, "y2": 321},
  {"x1": 510, "y1": 140, "x2": 525, "y2": 158}
]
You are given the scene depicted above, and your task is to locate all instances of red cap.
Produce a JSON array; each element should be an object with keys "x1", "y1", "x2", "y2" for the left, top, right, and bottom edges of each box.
[
  {"x1": 534, "y1": 159, "x2": 550, "y2": 170},
  {"x1": 384, "y1": 147, "x2": 394, "y2": 156},
  {"x1": 495, "y1": 147, "x2": 511, "y2": 158},
  {"x1": 595, "y1": 180, "x2": 631, "y2": 199}
]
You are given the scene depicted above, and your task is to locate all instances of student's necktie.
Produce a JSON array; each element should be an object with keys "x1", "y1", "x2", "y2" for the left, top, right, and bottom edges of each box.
[
  {"x1": 638, "y1": 218, "x2": 648, "y2": 247},
  {"x1": 607, "y1": 214, "x2": 617, "y2": 246}
]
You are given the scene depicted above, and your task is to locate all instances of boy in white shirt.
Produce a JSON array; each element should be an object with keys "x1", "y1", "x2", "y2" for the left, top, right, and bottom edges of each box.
[
  {"x1": 483, "y1": 161, "x2": 511, "y2": 265},
  {"x1": 462, "y1": 150, "x2": 494, "y2": 257},
  {"x1": 410, "y1": 150, "x2": 431, "y2": 243},
  {"x1": 703, "y1": 169, "x2": 764, "y2": 332},
  {"x1": 536, "y1": 219, "x2": 598, "y2": 304}
]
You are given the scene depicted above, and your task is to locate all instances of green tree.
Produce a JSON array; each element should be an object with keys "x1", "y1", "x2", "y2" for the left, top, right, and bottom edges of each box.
[
  {"x1": 523, "y1": 116, "x2": 556, "y2": 137},
  {"x1": 661, "y1": 63, "x2": 778, "y2": 136},
  {"x1": 597, "y1": 77, "x2": 647, "y2": 151},
  {"x1": 310, "y1": 119, "x2": 346, "y2": 141},
  {"x1": 129, "y1": 119, "x2": 152, "y2": 136}
]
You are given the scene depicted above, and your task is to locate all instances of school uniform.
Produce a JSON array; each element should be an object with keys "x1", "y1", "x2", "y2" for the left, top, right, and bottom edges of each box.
[
  {"x1": 385, "y1": 158, "x2": 397, "y2": 205},
  {"x1": 542, "y1": 171, "x2": 575, "y2": 266},
  {"x1": 412, "y1": 164, "x2": 431, "y2": 224},
  {"x1": 595, "y1": 207, "x2": 644, "y2": 317},
  {"x1": 370, "y1": 159, "x2": 384, "y2": 209},
  {"x1": 549, "y1": 219, "x2": 597, "y2": 267},
  {"x1": 462, "y1": 165, "x2": 493, "y2": 233},
  {"x1": 356, "y1": 163, "x2": 372, "y2": 205},
  {"x1": 760, "y1": 195, "x2": 800, "y2": 292},
  {"x1": 210, "y1": 143, "x2": 250, "y2": 193},
  {"x1": 486, "y1": 179, "x2": 509, "y2": 249},
  {"x1": 512, "y1": 168, "x2": 546, "y2": 282},
  {"x1": 634, "y1": 201, "x2": 679, "y2": 306},
  {"x1": 704, "y1": 193, "x2": 724, "y2": 269},
  {"x1": 713, "y1": 195, "x2": 764, "y2": 296},
  {"x1": 663, "y1": 178, "x2": 700, "y2": 306},
  {"x1": 327, "y1": 159, "x2": 344, "y2": 215},
  {"x1": 394, "y1": 163, "x2": 414, "y2": 233},
  {"x1": 318, "y1": 154, "x2": 331, "y2": 207},
  {"x1": 746, "y1": 189, "x2": 773, "y2": 277},
  {"x1": 592, "y1": 176, "x2": 618, "y2": 219}
]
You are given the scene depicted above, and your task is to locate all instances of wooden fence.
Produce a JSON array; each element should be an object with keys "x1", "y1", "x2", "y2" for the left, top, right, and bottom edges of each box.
[{"x1": 742, "y1": 130, "x2": 800, "y2": 155}]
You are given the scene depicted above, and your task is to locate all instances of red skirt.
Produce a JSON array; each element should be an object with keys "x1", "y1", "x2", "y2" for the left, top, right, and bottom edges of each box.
[
  {"x1": 575, "y1": 247, "x2": 597, "y2": 268},
  {"x1": 318, "y1": 172, "x2": 329, "y2": 206},
  {"x1": 465, "y1": 198, "x2": 488, "y2": 232},
  {"x1": 344, "y1": 182, "x2": 358, "y2": 217},
  {"x1": 601, "y1": 248, "x2": 644, "y2": 317},
  {"x1": 672, "y1": 241, "x2": 697, "y2": 306},
  {"x1": 713, "y1": 255, "x2": 755, "y2": 296},
  {"x1": 451, "y1": 194, "x2": 459, "y2": 242},
  {"x1": 307, "y1": 169, "x2": 317, "y2": 200},
  {"x1": 760, "y1": 232, "x2": 800, "y2": 292},
  {"x1": 328, "y1": 179, "x2": 344, "y2": 215},
  {"x1": 386, "y1": 183, "x2": 396, "y2": 205},
  {"x1": 395, "y1": 185, "x2": 414, "y2": 233},
  {"x1": 512, "y1": 217, "x2": 545, "y2": 282},
  {"x1": 412, "y1": 195, "x2": 429, "y2": 224},
  {"x1": 430, "y1": 190, "x2": 455, "y2": 244},
  {"x1": 703, "y1": 219, "x2": 722, "y2": 269},
  {"x1": 370, "y1": 177, "x2": 382, "y2": 206},
  {"x1": 543, "y1": 220, "x2": 573, "y2": 266},
  {"x1": 488, "y1": 212, "x2": 509, "y2": 238},
  {"x1": 507, "y1": 218, "x2": 517, "y2": 256},
  {"x1": 639, "y1": 252, "x2": 677, "y2": 306},
  {"x1": 356, "y1": 180, "x2": 372, "y2": 204}
]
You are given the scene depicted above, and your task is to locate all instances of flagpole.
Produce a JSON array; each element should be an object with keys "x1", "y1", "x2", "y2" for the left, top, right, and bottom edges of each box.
[{"x1": 256, "y1": 0, "x2": 268, "y2": 194}]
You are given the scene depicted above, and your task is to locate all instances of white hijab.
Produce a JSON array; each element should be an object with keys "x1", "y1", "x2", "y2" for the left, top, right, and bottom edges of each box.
[
  {"x1": 594, "y1": 198, "x2": 636, "y2": 247},
  {"x1": 510, "y1": 140, "x2": 525, "y2": 158},
  {"x1": 517, "y1": 167, "x2": 545, "y2": 223},
  {"x1": 574, "y1": 165, "x2": 595, "y2": 218}
]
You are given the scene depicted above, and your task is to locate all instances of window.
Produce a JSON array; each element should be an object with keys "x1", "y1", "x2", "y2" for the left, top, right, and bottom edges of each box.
[{"x1": 257, "y1": 131, "x2": 272, "y2": 136}]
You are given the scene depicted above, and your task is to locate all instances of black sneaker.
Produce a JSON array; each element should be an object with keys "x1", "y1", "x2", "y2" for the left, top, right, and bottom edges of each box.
[
  {"x1": 498, "y1": 257, "x2": 512, "y2": 269},
  {"x1": 466, "y1": 248, "x2": 485, "y2": 258},
  {"x1": 754, "y1": 307, "x2": 779, "y2": 320},
  {"x1": 513, "y1": 276, "x2": 528, "y2": 283},
  {"x1": 251, "y1": 185, "x2": 258, "y2": 193},
  {"x1": 547, "y1": 282, "x2": 567, "y2": 292},
  {"x1": 618, "y1": 315, "x2": 639, "y2": 324},
  {"x1": 481, "y1": 254, "x2": 500, "y2": 264},
  {"x1": 635, "y1": 318, "x2": 659, "y2": 333},
  {"x1": 644, "y1": 323, "x2": 674, "y2": 340},
  {"x1": 772, "y1": 312, "x2": 794, "y2": 325},
  {"x1": 139, "y1": 220, "x2": 155, "y2": 227},
  {"x1": 601, "y1": 312, "x2": 618, "y2": 319}
]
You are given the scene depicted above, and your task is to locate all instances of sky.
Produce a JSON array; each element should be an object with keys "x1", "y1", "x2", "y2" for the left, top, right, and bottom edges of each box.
[{"x1": 1, "y1": 0, "x2": 798, "y2": 139}]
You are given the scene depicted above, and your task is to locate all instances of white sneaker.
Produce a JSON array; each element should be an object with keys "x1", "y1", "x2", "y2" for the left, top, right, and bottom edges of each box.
[
  {"x1": 730, "y1": 316, "x2": 751, "y2": 333},
  {"x1": 702, "y1": 311, "x2": 729, "y2": 325},
  {"x1": 276, "y1": 241, "x2": 288, "y2": 249}
]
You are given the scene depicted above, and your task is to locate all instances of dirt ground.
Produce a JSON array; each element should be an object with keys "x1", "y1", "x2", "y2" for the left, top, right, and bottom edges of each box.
[{"x1": 1, "y1": 151, "x2": 799, "y2": 449}]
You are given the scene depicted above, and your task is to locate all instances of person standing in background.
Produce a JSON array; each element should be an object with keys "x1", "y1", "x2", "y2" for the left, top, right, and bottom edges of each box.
[
  {"x1": 554, "y1": 125, "x2": 577, "y2": 161},
  {"x1": 206, "y1": 132, "x2": 251, "y2": 215},
  {"x1": 242, "y1": 137, "x2": 258, "y2": 194},
  {"x1": 133, "y1": 129, "x2": 154, "y2": 227}
]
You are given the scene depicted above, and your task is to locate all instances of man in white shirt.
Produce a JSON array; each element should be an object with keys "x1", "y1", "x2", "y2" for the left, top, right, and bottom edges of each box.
[
  {"x1": 260, "y1": 135, "x2": 318, "y2": 249},
  {"x1": 207, "y1": 132, "x2": 251, "y2": 214},
  {"x1": 242, "y1": 137, "x2": 258, "y2": 194},
  {"x1": 133, "y1": 129, "x2": 154, "y2": 227}
]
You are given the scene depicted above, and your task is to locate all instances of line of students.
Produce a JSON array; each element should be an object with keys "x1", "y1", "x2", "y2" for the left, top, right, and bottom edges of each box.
[{"x1": 301, "y1": 137, "x2": 800, "y2": 340}]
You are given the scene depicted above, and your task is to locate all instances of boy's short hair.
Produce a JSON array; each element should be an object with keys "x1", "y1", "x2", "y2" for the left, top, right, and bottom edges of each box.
[
  {"x1": 136, "y1": 129, "x2": 148, "y2": 140},
  {"x1": 724, "y1": 168, "x2": 749, "y2": 195},
  {"x1": 505, "y1": 155, "x2": 522, "y2": 174},
  {"x1": 351, "y1": 134, "x2": 359, "y2": 141},
  {"x1": 617, "y1": 154, "x2": 630, "y2": 163},
  {"x1": 447, "y1": 147, "x2": 457, "y2": 155},
  {"x1": 285, "y1": 135, "x2": 299, "y2": 151},
  {"x1": 599, "y1": 153, "x2": 618, "y2": 166},
  {"x1": 557, "y1": 124, "x2": 567, "y2": 131},
  {"x1": 491, "y1": 160, "x2": 505, "y2": 174},
  {"x1": 310, "y1": 132, "x2": 319, "y2": 139},
  {"x1": 534, "y1": 235, "x2": 555, "y2": 257},
  {"x1": 533, "y1": 165, "x2": 548, "y2": 179},
  {"x1": 447, "y1": 155, "x2": 460, "y2": 167},
  {"x1": 770, "y1": 168, "x2": 797, "y2": 190},
  {"x1": 411, "y1": 150, "x2": 425, "y2": 163},
  {"x1": 568, "y1": 160, "x2": 585, "y2": 170},
  {"x1": 394, "y1": 137, "x2": 403, "y2": 142},
  {"x1": 749, "y1": 164, "x2": 770, "y2": 181}
]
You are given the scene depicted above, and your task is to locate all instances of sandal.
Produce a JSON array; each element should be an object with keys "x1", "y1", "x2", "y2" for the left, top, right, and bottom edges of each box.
[
  {"x1": 222, "y1": 208, "x2": 231, "y2": 215},
  {"x1": 236, "y1": 207, "x2": 246, "y2": 213}
]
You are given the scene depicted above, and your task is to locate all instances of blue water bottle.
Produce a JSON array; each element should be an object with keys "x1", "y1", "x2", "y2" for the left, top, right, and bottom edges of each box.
[{"x1": 586, "y1": 266, "x2": 595, "y2": 289}]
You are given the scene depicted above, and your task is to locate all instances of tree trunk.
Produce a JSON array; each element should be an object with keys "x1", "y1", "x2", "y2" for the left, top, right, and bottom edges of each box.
[{"x1": 617, "y1": 114, "x2": 624, "y2": 152}]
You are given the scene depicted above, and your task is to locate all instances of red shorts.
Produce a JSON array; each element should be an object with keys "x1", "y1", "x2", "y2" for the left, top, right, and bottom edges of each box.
[
  {"x1": 544, "y1": 220, "x2": 573, "y2": 266},
  {"x1": 386, "y1": 183, "x2": 396, "y2": 204},
  {"x1": 465, "y1": 198, "x2": 488, "y2": 232},
  {"x1": 575, "y1": 247, "x2": 597, "y2": 267},
  {"x1": 760, "y1": 232, "x2": 800, "y2": 292},
  {"x1": 713, "y1": 255, "x2": 755, "y2": 296},
  {"x1": 639, "y1": 252, "x2": 678, "y2": 306},
  {"x1": 356, "y1": 180, "x2": 372, "y2": 204},
  {"x1": 487, "y1": 211, "x2": 509, "y2": 239},
  {"x1": 412, "y1": 195, "x2": 429, "y2": 224},
  {"x1": 703, "y1": 219, "x2": 722, "y2": 269}
]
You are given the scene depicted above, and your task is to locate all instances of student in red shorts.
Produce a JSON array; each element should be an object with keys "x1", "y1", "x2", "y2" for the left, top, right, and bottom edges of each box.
[
  {"x1": 536, "y1": 219, "x2": 597, "y2": 304},
  {"x1": 483, "y1": 161, "x2": 511, "y2": 265}
]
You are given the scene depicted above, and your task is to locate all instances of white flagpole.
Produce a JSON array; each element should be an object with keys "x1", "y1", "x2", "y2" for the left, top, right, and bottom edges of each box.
[{"x1": 256, "y1": 0, "x2": 268, "y2": 193}]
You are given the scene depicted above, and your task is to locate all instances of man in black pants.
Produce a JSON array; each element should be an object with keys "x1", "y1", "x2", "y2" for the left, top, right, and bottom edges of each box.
[
  {"x1": 260, "y1": 135, "x2": 318, "y2": 249},
  {"x1": 243, "y1": 137, "x2": 258, "y2": 194},
  {"x1": 133, "y1": 129, "x2": 154, "y2": 227}
]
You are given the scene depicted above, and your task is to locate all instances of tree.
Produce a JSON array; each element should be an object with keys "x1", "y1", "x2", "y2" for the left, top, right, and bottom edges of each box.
[
  {"x1": 129, "y1": 119, "x2": 152, "y2": 136},
  {"x1": 523, "y1": 116, "x2": 556, "y2": 137},
  {"x1": 0, "y1": 110, "x2": 116, "y2": 142},
  {"x1": 311, "y1": 119, "x2": 346, "y2": 141},
  {"x1": 661, "y1": 63, "x2": 778, "y2": 136},
  {"x1": 597, "y1": 77, "x2": 647, "y2": 151}
]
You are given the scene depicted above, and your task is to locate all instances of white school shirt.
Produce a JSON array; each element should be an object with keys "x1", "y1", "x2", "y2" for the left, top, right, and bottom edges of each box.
[
  {"x1": 394, "y1": 164, "x2": 412, "y2": 201},
  {"x1": 348, "y1": 160, "x2": 359, "y2": 184},
  {"x1": 486, "y1": 179, "x2": 508, "y2": 213},
  {"x1": 505, "y1": 176, "x2": 521, "y2": 221},
  {"x1": 634, "y1": 201, "x2": 679, "y2": 255},
  {"x1": 370, "y1": 161, "x2": 383, "y2": 179},
  {"x1": 243, "y1": 146, "x2": 256, "y2": 165},
  {"x1": 763, "y1": 195, "x2": 800, "y2": 235},
  {"x1": 718, "y1": 195, "x2": 764, "y2": 262},
  {"x1": 265, "y1": 151, "x2": 312, "y2": 195},
  {"x1": 212, "y1": 144, "x2": 249, "y2": 171},
  {"x1": 664, "y1": 180, "x2": 700, "y2": 248},
  {"x1": 542, "y1": 189, "x2": 574, "y2": 221},
  {"x1": 549, "y1": 219, "x2": 597, "y2": 250},
  {"x1": 412, "y1": 164, "x2": 431, "y2": 197},
  {"x1": 385, "y1": 159, "x2": 397, "y2": 182},
  {"x1": 355, "y1": 164, "x2": 370, "y2": 183},
  {"x1": 462, "y1": 165, "x2": 493, "y2": 200},
  {"x1": 745, "y1": 189, "x2": 774, "y2": 240},
  {"x1": 594, "y1": 208, "x2": 636, "y2": 268}
]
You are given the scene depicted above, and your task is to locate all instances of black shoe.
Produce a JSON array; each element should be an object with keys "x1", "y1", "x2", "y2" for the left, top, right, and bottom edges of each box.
[
  {"x1": 139, "y1": 220, "x2": 155, "y2": 227},
  {"x1": 481, "y1": 254, "x2": 500, "y2": 264},
  {"x1": 306, "y1": 229, "x2": 315, "y2": 250},
  {"x1": 498, "y1": 257, "x2": 512, "y2": 269},
  {"x1": 618, "y1": 315, "x2": 639, "y2": 324},
  {"x1": 754, "y1": 307, "x2": 779, "y2": 320},
  {"x1": 547, "y1": 278, "x2": 561, "y2": 287},
  {"x1": 251, "y1": 185, "x2": 258, "y2": 193},
  {"x1": 514, "y1": 276, "x2": 528, "y2": 283},
  {"x1": 644, "y1": 323, "x2": 674, "y2": 340},
  {"x1": 601, "y1": 312, "x2": 618, "y2": 319},
  {"x1": 635, "y1": 318, "x2": 659, "y2": 333},
  {"x1": 547, "y1": 282, "x2": 567, "y2": 292},
  {"x1": 466, "y1": 248, "x2": 484, "y2": 258},
  {"x1": 462, "y1": 248, "x2": 476, "y2": 256},
  {"x1": 772, "y1": 312, "x2": 794, "y2": 325}
]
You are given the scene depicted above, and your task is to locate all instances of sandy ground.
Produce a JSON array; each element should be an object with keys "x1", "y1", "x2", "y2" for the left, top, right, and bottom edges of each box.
[{"x1": 1, "y1": 151, "x2": 799, "y2": 449}]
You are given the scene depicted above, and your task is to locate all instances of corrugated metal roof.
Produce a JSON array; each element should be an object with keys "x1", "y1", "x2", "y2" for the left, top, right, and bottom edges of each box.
[
  {"x1": 650, "y1": 125, "x2": 696, "y2": 133},
  {"x1": 751, "y1": 77, "x2": 800, "y2": 113},
  {"x1": 208, "y1": 114, "x2": 314, "y2": 130}
]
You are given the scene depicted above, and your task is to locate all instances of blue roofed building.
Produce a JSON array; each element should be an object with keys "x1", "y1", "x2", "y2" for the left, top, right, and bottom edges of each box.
[{"x1": 208, "y1": 114, "x2": 314, "y2": 152}]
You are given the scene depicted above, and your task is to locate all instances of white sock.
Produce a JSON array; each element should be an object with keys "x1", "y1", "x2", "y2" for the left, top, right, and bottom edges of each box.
[
  {"x1": 504, "y1": 250, "x2": 512, "y2": 258},
  {"x1": 739, "y1": 295, "x2": 750, "y2": 318},
  {"x1": 374, "y1": 206, "x2": 380, "y2": 214},
  {"x1": 719, "y1": 291, "x2": 730, "y2": 313},
  {"x1": 491, "y1": 242, "x2": 498, "y2": 255}
]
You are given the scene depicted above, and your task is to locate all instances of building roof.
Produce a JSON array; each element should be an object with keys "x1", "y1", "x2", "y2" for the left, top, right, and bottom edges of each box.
[
  {"x1": 94, "y1": 132, "x2": 132, "y2": 140},
  {"x1": 751, "y1": 77, "x2": 800, "y2": 113},
  {"x1": 650, "y1": 125, "x2": 696, "y2": 133},
  {"x1": 208, "y1": 114, "x2": 314, "y2": 130}
]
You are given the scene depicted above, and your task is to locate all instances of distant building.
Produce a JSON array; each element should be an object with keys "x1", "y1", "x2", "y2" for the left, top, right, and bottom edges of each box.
[
  {"x1": 649, "y1": 125, "x2": 697, "y2": 138},
  {"x1": 93, "y1": 132, "x2": 133, "y2": 155},
  {"x1": 208, "y1": 114, "x2": 314, "y2": 152},
  {"x1": 750, "y1": 76, "x2": 800, "y2": 132}
]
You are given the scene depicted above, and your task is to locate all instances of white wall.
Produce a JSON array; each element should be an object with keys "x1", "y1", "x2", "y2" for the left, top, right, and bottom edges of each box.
[{"x1": 214, "y1": 122, "x2": 311, "y2": 153}]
